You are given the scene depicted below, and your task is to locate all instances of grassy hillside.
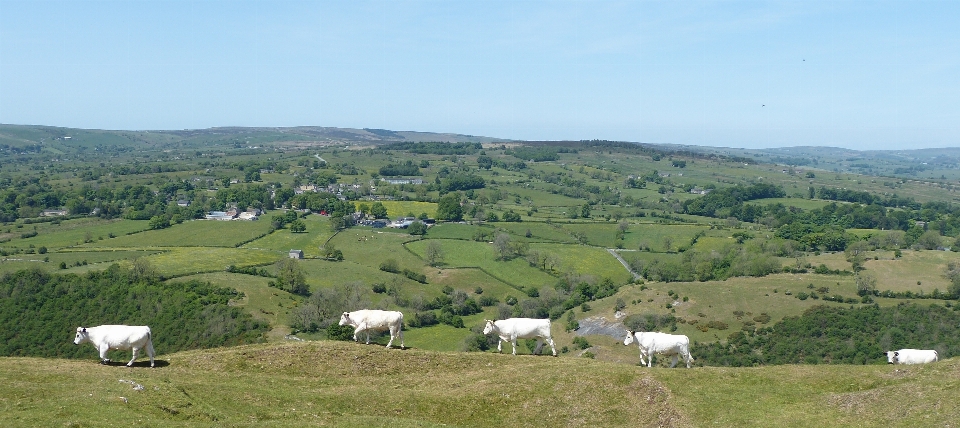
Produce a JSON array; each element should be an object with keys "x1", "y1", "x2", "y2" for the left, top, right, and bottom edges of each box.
[{"x1": 1, "y1": 341, "x2": 956, "y2": 427}]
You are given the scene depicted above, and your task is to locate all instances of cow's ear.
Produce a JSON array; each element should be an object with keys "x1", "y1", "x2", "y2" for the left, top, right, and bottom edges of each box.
[{"x1": 81, "y1": 327, "x2": 86, "y2": 332}]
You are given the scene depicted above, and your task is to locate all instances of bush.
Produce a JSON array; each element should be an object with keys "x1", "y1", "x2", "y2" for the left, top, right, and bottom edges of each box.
[
  {"x1": 572, "y1": 336, "x2": 591, "y2": 350},
  {"x1": 402, "y1": 268, "x2": 427, "y2": 283},
  {"x1": 408, "y1": 312, "x2": 439, "y2": 328},
  {"x1": 705, "y1": 320, "x2": 728, "y2": 330},
  {"x1": 326, "y1": 323, "x2": 354, "y2": 341},
  {"x1": 379, "y1": 259, "x2": 399, "y2": 273},
  {"x1": 372, "y1": 282, "x2": 387, "y2": 294}
]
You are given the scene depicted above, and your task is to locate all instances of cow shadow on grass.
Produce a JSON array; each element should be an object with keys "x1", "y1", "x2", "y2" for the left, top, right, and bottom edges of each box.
[{"x1": 100, "y1": 359, "x2": 170, "y2": 368}]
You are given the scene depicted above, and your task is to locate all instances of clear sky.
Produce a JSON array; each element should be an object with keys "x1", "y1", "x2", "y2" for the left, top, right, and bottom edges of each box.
[{"x1": 1, "y1": 0, "x2": 958, "y2": 150}]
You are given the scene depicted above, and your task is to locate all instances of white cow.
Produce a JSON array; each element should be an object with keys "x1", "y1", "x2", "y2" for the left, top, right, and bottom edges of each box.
[
  {"x1": 339, "y1": 310, "x2": 405, "y2": 349},
  {"x1": 74, "y1": 325, "x2": 155, "y2": 367},
  {"x1": 886, "y1": 349, "x2": 938, "y2": 365},
  {"x1": 483, "y1": 318, "x2": 557, "y2": 356},
  {"x1": 623, "y1": 330, "x2": 693, "y2": 368}
]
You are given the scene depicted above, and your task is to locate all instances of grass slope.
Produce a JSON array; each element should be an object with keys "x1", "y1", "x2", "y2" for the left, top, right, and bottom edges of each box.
[{"x1": 2, "y1": 342, "x2": 956, "y2": 427}]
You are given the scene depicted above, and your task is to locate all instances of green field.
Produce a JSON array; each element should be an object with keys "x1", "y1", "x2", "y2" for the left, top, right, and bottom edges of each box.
[
  {"x1": 87, "y1": 219, "x2": 274, "y2": 248},
  {"x1": 1, "y1": 342, "x2": 956, "y2": 427}
]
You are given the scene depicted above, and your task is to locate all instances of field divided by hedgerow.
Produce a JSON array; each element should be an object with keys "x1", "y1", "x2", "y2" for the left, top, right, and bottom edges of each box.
[{"x1": 86, "y1": 219, "x2": 274, "y2": 248}]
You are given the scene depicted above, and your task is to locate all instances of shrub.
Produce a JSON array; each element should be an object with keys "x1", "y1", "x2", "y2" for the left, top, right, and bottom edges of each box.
[
  {"x1": 705, "y1": 320, "x2": 728, "y2": 330},
  {"x1": 326, "y1": 323, "x2": 354, "y2": 341},
  {"x1": 572, "y1": 336, "x2": 591, "y2": 350},
  {"x1": 379, "y1": 259, "x2": 399, "y2": 273}
]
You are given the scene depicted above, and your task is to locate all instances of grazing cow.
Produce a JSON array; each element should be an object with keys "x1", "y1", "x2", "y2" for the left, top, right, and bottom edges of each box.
[
  {"x1": 482, "y1": 318, "x2": 557, "y2": 356},
  {"x1": 74, "y1": 325, "x2": 155, "y2": 367},
  {"x1": 886, "y1": 349, "x2": 938, "y2": 365},
  {"x1": 339, "y1": 310, "x2": 405, "y2": 349},
  {"x1": 623, "y1": 330, "x2": 693, "y2": 368}
]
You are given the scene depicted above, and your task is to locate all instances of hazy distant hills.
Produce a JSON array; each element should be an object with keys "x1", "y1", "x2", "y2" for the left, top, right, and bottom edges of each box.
[
  {"x1": 0, "y1": 124, "x2": 506, "y2": 151},
  {"x1": 3, "y1": 123, "x2": 960, "y2": 180}
]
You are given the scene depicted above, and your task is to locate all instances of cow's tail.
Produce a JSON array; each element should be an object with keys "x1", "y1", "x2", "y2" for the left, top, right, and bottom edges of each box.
[{"x1": 146, "y1": 330, "x2": 156, "y2": 358}]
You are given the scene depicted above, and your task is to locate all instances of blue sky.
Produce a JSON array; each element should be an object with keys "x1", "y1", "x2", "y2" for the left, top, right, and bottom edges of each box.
[{"x1": 1, "y1": 0, "x2": 958, "y2": 150}]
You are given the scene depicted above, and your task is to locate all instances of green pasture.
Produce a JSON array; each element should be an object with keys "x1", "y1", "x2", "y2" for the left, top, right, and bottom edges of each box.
[
  {"x1": 370, "y1": 200, "x2": 437, "y2": 219},
  {"x1": 299, "y1": 259, "x2": 410, "y2": 296},
  {"x1": 691, "y1": 235, "x2": 739, "y2": 252},
  {"x1": 621, "y1": 223, "x2": 711, "y2": 252},
  {"x1": 405, "y1": 239, "x2": 556, "y2": 291},
  {"x1": 330, "y1": 229, "x2": 425, "y2": 273},
  {"x1": 512, "y1": 184, "x2": 588, "y2": 208},
  {"x1": 488, "y1": 221, "x2": 577, "y2": 243},
  {"x1": 138, "y1": 247, "x2": 280, "y2": 276},
  {"x1": 753, "y1": 197, "x2": 837, "y2": 210},
  {"x1": 1, "y1": 250, "x2": 170, "y2": 275},
  {"x1": 242, "y1": 221, "x2": 336, "y2": 254},
  {"x1": 402, "y1": 323, "x2": 474, "y2": 352},
  {"x1": 5, "y1": 218, "x2": 149, "y2": 249},
  {"x1": 529, "y1": 243, "x2": 632, "y2": 284},
  {"x1": 86, "y1": 219, "x2": 273, "y2": 248},
  {"x1": 863, "y1": 249, "x2": 959, "y2": 294},
  {"x1": 428, "y1": 267, "x2": 521, "y2": 298},
  {"x1": 420, "y1": 222, "x2": 478, "y2": 240}
]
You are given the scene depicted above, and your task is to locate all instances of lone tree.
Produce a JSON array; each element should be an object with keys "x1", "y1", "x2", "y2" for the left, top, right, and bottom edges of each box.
[
  {"x1": 855, "y1": 272, "x2": 877, "y2": 297},
  {"x1": 493, "y1": 233, "x2": 513, "y2": 260},
  {"x1": 425, "y1": 240, "x2": 444, "y2": 267},
  {"x1": 289, "y1": 219, "x2": 307, "y2": 233},
  {"x1": 274, "y1": 257, "x2": 309, "y2": 296}
]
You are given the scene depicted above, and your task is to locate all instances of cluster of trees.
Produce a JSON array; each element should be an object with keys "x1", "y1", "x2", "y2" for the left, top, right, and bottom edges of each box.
[
  {"x1": 0, "y1": 265, "x2": 268, "y2": 359},
  {"x1": 695, "y1": 303, "x2": 960, "y2": 366},
  {"x1": 383, "y1": 142, "x2": 482, "y2": 155},
  {"x1": 506, "y1": 147, "x2": 565, "y2": 162},
  {"x1": 379, "y1": 161, "x2": 421, "y2": 177},
  {"x1": 632, "y1": 243, "x2": 784, "y2": 282}
]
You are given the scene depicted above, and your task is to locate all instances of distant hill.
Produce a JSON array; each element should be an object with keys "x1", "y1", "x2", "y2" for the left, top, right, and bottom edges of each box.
[
  {"x1": 3, "y1": 123, "x2": 960, "y2": 179},
  {"x1": 0, "y1": 124, "x2": 509, "y2": 155}
]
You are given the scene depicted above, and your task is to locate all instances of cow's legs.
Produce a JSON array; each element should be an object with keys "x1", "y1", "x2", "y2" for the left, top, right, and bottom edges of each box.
[
  {"x1": 533, "y1": 339, "x2": 544, "y2": 355},
  {"x1": 385, "y1": 326, "x2": 396, "y2": 349},
  {"x1": 98, "y1": 344, "x2": 111, "y2": 364},
  {"x1": 669, "y1": 355, "x2": 679, "y2": 368},
  {"x1": 544, "y1": 336, "x2": 557, "y2": 356},
  {"x1": 510, "y1": 337, "x2": 518, "y2": 355},
  {"x1": 127, "y1": 347, "x2": 140, "y2": 367},
  {"x1": 496, "y1": 339, "x2": 504, "y2": 353}
]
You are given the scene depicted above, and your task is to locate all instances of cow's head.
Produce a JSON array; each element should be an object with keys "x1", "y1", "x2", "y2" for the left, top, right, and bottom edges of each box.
[
  {"x1": 623, "y1": 330, "x2": 636, "y2": 346},
  {"x1": 482, "y1": 320, "x2": 496, "y2": 335},
  {"x1": 886, "y1": 351, "x2": 898, "y2": 364},
  {"x1": 338, "y1": 312, "x2": 352, "y2": 326},
  {"x1": 74, "y1": 327, "x2": 89, "y2": 345}
]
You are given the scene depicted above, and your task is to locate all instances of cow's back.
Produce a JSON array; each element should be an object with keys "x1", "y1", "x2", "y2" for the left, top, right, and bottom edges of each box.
[
  {"x1": 639, "y1": 332, "x2": 689, "y2": 353},
  {"x1": 497, "y1": 318, "x2": 550, "y2": 337},
  {"x1": 97, "y1": 325, "x2": 151, "y2": 348},
  {"x1": 350, "y1": 310, "x2": 402, "y2": 329}
]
